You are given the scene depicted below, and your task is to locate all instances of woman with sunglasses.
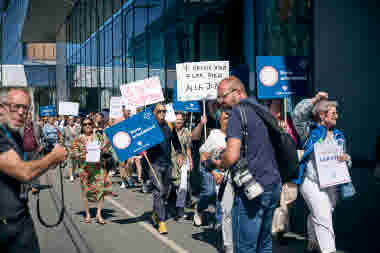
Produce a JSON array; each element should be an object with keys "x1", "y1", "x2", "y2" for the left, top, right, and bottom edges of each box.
[{"x1": 71, "y1": 118, "x2": 112, "y2": 224}]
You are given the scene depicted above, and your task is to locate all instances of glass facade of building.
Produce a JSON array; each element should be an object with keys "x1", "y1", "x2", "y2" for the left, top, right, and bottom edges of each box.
[{"x1": 64, "y1": 0, "x2": 312, "y2": 111}]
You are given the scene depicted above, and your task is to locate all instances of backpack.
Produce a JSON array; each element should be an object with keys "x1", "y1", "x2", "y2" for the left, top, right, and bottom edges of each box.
[{"x1": 239, "y1": 101, "x2": 299, "y2": 183}]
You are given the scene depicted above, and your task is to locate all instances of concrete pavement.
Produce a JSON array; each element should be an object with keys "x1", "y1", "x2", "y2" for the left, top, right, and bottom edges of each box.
[{"x1": 27, "y1": 166, "x2": 376, "y2": 253}]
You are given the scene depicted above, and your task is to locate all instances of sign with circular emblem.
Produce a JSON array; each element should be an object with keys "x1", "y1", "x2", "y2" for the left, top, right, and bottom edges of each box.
[
  {"x1": 259, "y1": 66, "x2": 278, "y2": 87},
  {"x1": 113, "y1": 131, "x2": 131, "y2": 150}
]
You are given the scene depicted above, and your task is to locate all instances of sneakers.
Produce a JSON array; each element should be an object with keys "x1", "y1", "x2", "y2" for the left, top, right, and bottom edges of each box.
[
  {"x1": 152, "y1": 212, "x2": 159, "y2": 226},
  {"x1": 69, "y1": 176, "x2": 74, "y2": 182},
  {"x1": 109, "y1": 170, "x2": 115, "y2": 177},
  {"x1": 120, "y1": 181, "x2": 126, "y2": 189},
  {"x1": 175, "y1": 207, "x2": 188, "y2": 222},
  {"x1": 158, "y1": 221, "x2": 168, "y2": 234},
  {"x1": 193, "y1": 207, "x2": 202, "y2": 226}
]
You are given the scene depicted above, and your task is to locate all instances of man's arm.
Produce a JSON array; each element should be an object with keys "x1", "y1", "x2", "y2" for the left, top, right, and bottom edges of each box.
[
  {"x1": 221, "y1": 138, "x2": 241, "y2": 168},
  {"x1": 0, "y1": 145, "x2": 66, "y2": 182}
]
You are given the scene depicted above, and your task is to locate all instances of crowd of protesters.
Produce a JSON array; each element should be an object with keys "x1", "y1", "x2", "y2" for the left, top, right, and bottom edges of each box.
[{"x1": 0, "y1": 78, "x2": 355, "y2": 253}]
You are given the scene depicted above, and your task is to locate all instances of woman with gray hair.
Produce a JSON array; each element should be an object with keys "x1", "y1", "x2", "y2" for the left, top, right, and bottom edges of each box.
[{"x1": 292, "y1": 96, "x2": 355, "y2": 253}]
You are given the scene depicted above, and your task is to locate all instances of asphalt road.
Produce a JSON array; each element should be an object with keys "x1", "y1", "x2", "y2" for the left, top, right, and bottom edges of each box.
[{"x1": 27, "y1": 166, "x2": 379, "y2": 253}]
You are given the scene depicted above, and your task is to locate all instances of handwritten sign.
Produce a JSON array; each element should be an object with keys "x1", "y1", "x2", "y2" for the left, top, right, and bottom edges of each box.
[
  {"x1": 176, "y1": 61, "x2": 229, "y2": 101},
  {"x1": 58, "y1": 102, "x2": 79, "y2": 116},
  {"x1": 119, "y1": 76, "x2": 164, "y2": 107},
  {"x1": 104, "y1": 108, "x2": 164, "y2": 162},
  {"x1": 165, "y1": 103, "x2": 177, "y2": 122},
  {"x1": 110, "y1": 97, "x2": 123, "y2": 119},
  {"x1": 172, "y1": 81, "x2": 201, "y2": 112},
  {"x1": 314, "y1": 142, "x2": 351, "y2": 188}
]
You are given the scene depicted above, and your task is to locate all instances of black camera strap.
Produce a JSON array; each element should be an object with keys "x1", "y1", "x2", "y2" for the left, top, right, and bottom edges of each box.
[{"x1": 239, "y1": 104, "x2": 249, "y2": 159}]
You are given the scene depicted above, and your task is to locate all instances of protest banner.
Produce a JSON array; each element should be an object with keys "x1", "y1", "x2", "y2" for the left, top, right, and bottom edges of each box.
[
  {"x1": 172, "y1": 81, "x2": 201, "y2": 112},
  {"x1": 40, "y1": 105, "x2": 55, "y2": 117},
  {"x1": 165, "y1": 103, "x2": 177, "y2": 122},
  {"x1": 119, "y1": 76, "x2": 164, "y2": 108},
  {"x1": 110, "y1": 97, "x2": 123, "y2": 119},
  {"x1": 176, "y1": 61, "x2": 229, "y2": 102},
  {"x1": 104, "y1": 108, "x2": 164, "y2": 162},
  {"x1": 58, "y1": 102, "x2": 79, "y2": 116},
  {"x1": 314, "y1": 142, "x2": 351, "y2": 188},
  {"x1": 257, "y1": 56, "x2": 308, "y2": 99},
  {"x1": 1, "y1": 65, "x2": 28, "y2": 87}
]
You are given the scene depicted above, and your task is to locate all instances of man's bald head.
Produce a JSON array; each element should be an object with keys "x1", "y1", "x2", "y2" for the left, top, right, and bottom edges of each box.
[{"x1": 217, "y1": 76, "x2": 247, "y2": 109}]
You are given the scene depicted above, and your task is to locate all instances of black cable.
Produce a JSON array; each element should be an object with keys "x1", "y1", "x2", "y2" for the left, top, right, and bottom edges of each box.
[{"x1": 36, "y1": 163, "x2": 65, "y2": 228}]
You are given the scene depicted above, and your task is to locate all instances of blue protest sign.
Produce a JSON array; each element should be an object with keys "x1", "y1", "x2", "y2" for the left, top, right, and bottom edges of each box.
[
  {"x1": 172, "y1": 81, "x2": 201, "y2": 112},
  {"x1": 256, "y1": 56, "x2": 308, "y2": 99},
  {"x1": 40, "y1": 105, "x2": 55, "y2": 117},
  {"x1": 104, "y1": 108, "x2": 164, "y2": 162}
]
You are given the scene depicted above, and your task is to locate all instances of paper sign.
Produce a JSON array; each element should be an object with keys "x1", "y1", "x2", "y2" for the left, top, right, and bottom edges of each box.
[
  {"x1": 110, "y1": 97, "x2": 123, "y2": 119},
  {"x1": 257, "y1": 56, "x2": 308, "y2": 99},
  {"x1": 58, "y1": 102, "x2": 79, "y2": 116},
  {"x1": 172, "y1": 81, "x2": 201, "y2": 112},
  {"x1": 176, "y1": 61, "x2": 229, "y2": 101},
  {"x1": 314, "y1": 142, "x2": 351, "y2": 188},
  {"x1": 120, "y1": 76, "x2": 164, "y2": 107},
  {"x1": 165, "y1": 103, "x2": 177, "y2": 122},
  {"x1": 40, "y1": 105, "x2": 55, "y2": 117},
  {"x1": 1, "y1": 65, "x2": 28, "y2": 87},
  {"x1": 86, "y1": 142, "x2": 101, "y2": 163},
  {"x1": 104, "y1": 108, "x2": 164, "y2": 162}
]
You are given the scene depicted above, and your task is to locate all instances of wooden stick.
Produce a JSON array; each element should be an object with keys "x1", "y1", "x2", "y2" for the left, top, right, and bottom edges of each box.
[
  {"x1": 284, "y1": 97, "x2": 287, "y2": 123},
  {"x1": 143, "y1": 152, "x2": 161, "y2": 188},
  {"x1": 202, "y1": 100, "x2": 207, "y2": 142},
  {"x1": 189, "y1": 112, "x2": 193, "y2": 132}
]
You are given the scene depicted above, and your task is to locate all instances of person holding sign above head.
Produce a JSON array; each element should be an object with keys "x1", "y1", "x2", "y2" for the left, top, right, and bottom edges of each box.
[
  {"x1": 70, "y1": 118, "x2": 113, "y2": 225},
  {"x1": 292, "y1": 99, "x2": 354, "y2": 253},
  {"x1": 147, "y1": 103, "x2": 182, "y2": 234}
]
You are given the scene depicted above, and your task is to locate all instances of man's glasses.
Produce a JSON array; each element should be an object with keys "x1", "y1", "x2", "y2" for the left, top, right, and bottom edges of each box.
[
  {"x1": 217, "y1": 89, "x2": 237, "y2": 103},
  {"x1": 156, "y1": 110, "x2": 167, "y2": 114},
  {"x1": 4, "y1": 103, "x2": 30, "y2": 113},
  {"x1": 83, "y1": 123, "x2": 93, "y2": 127}
]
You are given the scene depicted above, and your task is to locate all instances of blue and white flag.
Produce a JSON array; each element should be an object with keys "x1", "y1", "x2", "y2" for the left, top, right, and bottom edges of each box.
[
  {"x1": 257, "y1": 56, "x2": 308, "y2": 99},
  {"x1": 104, "y1": 108, "x2": 164, "y2": 162},
  {"x1": 40, "y1": 105, "x2": 55, "y2": 117}
]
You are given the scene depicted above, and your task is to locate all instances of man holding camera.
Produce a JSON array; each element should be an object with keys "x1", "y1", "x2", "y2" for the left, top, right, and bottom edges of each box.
[
  {"x1": 218, "y1": 76, "x2": 282, "y2": 253},
  {"x1": 0, "y1": 88, "x2": 67, "y2": 253}
]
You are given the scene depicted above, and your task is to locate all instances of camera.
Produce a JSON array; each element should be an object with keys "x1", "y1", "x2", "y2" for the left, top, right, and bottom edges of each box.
[
  {"x1": 232, "y1": 159, "x2": 264, "y2": 200},
  {"x1": 43, "y1": 142, "x2": 55, "y2": 155}
]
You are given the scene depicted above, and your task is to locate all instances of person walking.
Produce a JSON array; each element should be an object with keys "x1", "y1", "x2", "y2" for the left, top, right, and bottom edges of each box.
[{"x1": 71, "y1": 118, "x2": 113, "y2": 224}]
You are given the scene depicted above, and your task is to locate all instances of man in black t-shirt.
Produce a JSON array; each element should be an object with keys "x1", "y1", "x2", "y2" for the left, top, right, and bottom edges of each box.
[
  {"x1": 0, "y1": 88, "x2": 67, "y2": 253},
  {"x1": 146, "y1": 103, "x2": 181, "y2": 235}
]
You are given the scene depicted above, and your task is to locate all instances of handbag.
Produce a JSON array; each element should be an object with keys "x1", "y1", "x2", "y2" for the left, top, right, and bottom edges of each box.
[{"x1": 272, "y1": 185, "x2": 290, "y2": 235}]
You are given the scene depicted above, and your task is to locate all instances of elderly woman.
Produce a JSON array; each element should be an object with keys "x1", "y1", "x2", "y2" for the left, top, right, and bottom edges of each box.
[
  {"x1": 71, "y1": 118, "x2": 112, "y2": 224},
  {"x1": 292, "y1": 98, "x2": 354, "y2": 253}
]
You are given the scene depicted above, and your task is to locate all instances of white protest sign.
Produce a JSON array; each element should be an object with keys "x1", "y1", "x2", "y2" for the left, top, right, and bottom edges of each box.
[
  {"x1": 176, "y1": 61, "x2": 229, "y2": 101},
  {"x1": 314, "y1": 142, "x2": 351, "y2": 189},
  {"x1": 2, "y1": 65, "x2": 28, "y2": 87},
  {"x1": 165, "y1": 103, "x2": 177, "y2": 122},
  {"x1": 120, "y1": 76, "x2": 164, "y2": 107},
  {"x1": 58, "y1": 102, "x2": 79, "y2": 116},
  {"x1": 86, "y1": 141, "x2": 101, "y2": 163},
  {"x1": 110, "y1": 97, "x2": 123, "y2": 119}
]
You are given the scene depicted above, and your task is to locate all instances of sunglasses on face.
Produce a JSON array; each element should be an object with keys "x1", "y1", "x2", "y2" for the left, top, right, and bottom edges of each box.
[
  {"x1": 156, "y1": 110, "x2": 167, "y2": 114},
  {"x1": 83, "y1": 122, "x2": 93, "y2": 126}
]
